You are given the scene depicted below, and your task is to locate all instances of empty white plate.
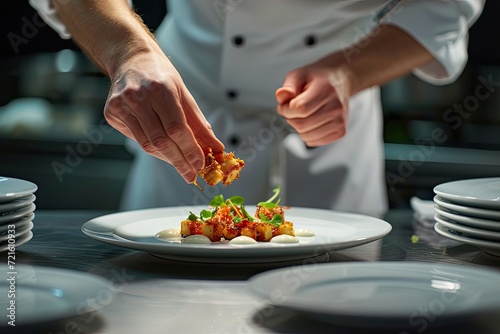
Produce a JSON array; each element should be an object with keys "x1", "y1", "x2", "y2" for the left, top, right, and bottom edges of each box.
[
  {"x1": 0, "y1": 177, "x2": 38, "y2": 204},
  {"x1": 0, "y1": 214, "x2": 34, "y2": 233},
  {"x1": 434, "y1": 223, "x2": 500, "y2": 256},
  {"x1": 0, "y1": 204, "x2": 35, "y2": 224},
  {"x1": 248, "y1": 261, "x2": 500, "y2": 329},
  {"x1": 434, "y1": 177, "x2": 500, "y2": 210},
  {"x1": 434, "y1": 214, "x2": 500, "y2": 242},
  {"x1": 434, "y1": 195, "x2": 500, "y2": 221},
  {"x1": 434, "y1": 205, "x2": 500, "y2": 231},
  {"x1": 0, "y1": 264, "x2": 113, "y2": 326},
  {"x1": 0, "y1": 194, "x2": 36, "y2": 214}
]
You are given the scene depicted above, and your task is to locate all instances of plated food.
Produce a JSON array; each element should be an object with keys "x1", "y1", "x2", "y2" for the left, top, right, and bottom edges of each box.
[
  {"x1": 83, "y1": 206, "x2": 391, "y2": 263},
  {"x1": 180, "y1": 187, "x2": 296, "y2": 243},
  {"x1": 198, "y1": 148, "x2": 245, "y2": 187}
]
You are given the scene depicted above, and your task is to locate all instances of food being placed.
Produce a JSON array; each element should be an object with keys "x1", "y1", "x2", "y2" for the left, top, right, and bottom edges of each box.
[
  {"x1": 198, "y1": 147, "x2": 245, "y2": 186},
  {"x1": 180, "y1": 187, "x2": 295, "y2": 242}
]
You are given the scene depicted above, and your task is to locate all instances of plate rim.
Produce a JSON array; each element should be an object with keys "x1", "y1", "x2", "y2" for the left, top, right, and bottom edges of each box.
[
  {"x1": 81, "y1": 206, "x2": 392, "y2": 263},
  {"x1": 0, "y1": 231, "x2": 33, "y2": 252},
  {"x1": 434, "y1": 205, "x2": 500, "y2": 231},
  {"x1": 0, "y1": 194, "x2": 36, "y2": 213},
  {"x1": 0, "y1": 221, "x2": 34, "y2": 242},
  {"x1": 0, "y1": 213, "x2": 35, "y2": 232},
  {"x1": 0, "y1": 204, "x2": 36, "y2": 224},
  {"x1": 434, "y1": 214, "x2": 500, "y2": 241},
  {"x1": 434, "y1": 195, "x2": 500, "y2": 220},
  {"x1": 434, "y1": 223, "x2": 500, "y2": 255},
  {"x1": 0, "y1": 177, "x2": 38, "y2": 203},
  {"x1": 433, "y1": 177, "x2": 500, "y2": 210}
]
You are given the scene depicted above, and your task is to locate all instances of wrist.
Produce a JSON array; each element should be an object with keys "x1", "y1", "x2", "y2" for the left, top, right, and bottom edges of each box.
[
  {"x1": 312, "y1": 52, "x2": 357, "y2": 99},
  {"x1": 106, "y1": 38, "x2": 164, "y2": 78}
]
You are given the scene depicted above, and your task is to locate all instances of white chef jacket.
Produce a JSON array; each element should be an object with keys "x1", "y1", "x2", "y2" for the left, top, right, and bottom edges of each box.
[{"x1": 31, "y1": 0, "x2": 484, "y2": 217}]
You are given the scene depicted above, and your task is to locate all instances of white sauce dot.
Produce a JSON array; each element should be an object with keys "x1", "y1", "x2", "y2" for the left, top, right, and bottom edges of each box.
[
  {"x1": 182, "y1": 235, "x2": 211, "y2": 244},
  {"x1": 229, "y1": 236, "x2": 258, "y2": 245},
  {"x1": 294, "y1": 229, "x2": 315, "y2": 237},
  {"x1": 270, "y1": 235, "x2": 299, "y2": 244},
  {"x1": 156, "y1": 228, "x2": 181, "y2": 239}
]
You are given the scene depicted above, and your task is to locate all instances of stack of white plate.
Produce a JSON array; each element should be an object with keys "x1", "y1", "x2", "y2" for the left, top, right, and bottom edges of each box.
[
  {"x1": 0, "y1": 176, "x2": 38, "y2": 252},
  {"x1": 433, "y1": 177, "x2": 500, "y2": 256}
]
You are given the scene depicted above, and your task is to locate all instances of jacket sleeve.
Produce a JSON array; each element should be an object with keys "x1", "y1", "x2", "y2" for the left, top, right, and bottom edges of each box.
[
  {"x1": 376, "y1": 0, "x2": 485, "y2": 85},
  {"x1": 28, "y1": 0, "x2": 133, "y2": 39}
]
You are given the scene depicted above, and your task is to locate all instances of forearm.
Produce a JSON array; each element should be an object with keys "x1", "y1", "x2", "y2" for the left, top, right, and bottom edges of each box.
[
  {"x1": 50, "y1": 0, "x2": 163, "y2": 77},
  {"x1": 328, "y1": 24, "x2": 434, "y2": 96}
]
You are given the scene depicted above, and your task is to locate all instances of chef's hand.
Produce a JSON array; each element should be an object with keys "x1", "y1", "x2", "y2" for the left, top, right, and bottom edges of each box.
[
  {"x1": 275, "y1": 24, "x2": 435, "y2": 148},
  {"x1": 47, "y1": 0, "x2": 224, "y2": 183},
  {"x1": 275, "y1": 58, "x2": 351, "y2": 147},
  {"x1": 104, "y1": 52, "x2": 225, "y2": 183}
]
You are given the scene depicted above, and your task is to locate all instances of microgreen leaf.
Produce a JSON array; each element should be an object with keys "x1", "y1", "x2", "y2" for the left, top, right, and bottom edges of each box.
[
  {"x1": 230, "y1": 211, "x2": 242, "y2": 223},
  {"x1": 269, "y1": 214, "x2": 283, "y2": 226},
  {"x1": 258, "y1": 186, "x2": 281, "y2": 207},
  {"x1": 241, "y1": 205, "x2": 254, "y2": 222},
  {"x1": 259, "y1": 213, "x2": 270, "y2": 223},
  {"x1": 227, "y1": 195, "x2": 244, "y2": 206},
  {"x1": 187, "y1": 211, "x2": 198, "y2": 221},
  {"x1": 226, "y1": 199, "x2": 244, "y2": 219},
  {"x1": 209, "y1": 194, "x2": 225, "y2": 207},
  {"x1": 259, "y1": 202, "x2": 277, "y2": 209},
  {"x1": 200, "y1": 209, "x2": 213, "y2": 220}
]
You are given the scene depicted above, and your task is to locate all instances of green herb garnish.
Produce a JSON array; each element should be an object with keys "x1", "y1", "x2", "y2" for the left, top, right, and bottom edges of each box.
[
  {"x1": 258, "y1": 212, "x2": 283, "y2": 226},
  {"x1": 209, "y1": 194, "x2": 245, "y2": 208},
  {"x1": 187, "y1": 211, "x2": 198, "y2": 221},
  {"x1": 269, "y1": 214, "x2": 284, "y2": 226},
  {"x1": 258, "y1": 186, "x2": 281, "y2": 209},
  {"x1": 227, "y1": 195, "x2": 244, "y2": 206},
  {"x1": 200, "y1": 209, "x2": 213, "y2": 220},
  {"x1": 209, "y1": 194, "x2": 225, "y2": 207},
  {"x1": 259, "y1": 213, "x2": 270, "y2": 222},
  {"x1": 241, "y1": 205, "x2": 254, "y2": 222},
  {"x1": 192, "y1": 188, "x2": 283, "y2": 224}
]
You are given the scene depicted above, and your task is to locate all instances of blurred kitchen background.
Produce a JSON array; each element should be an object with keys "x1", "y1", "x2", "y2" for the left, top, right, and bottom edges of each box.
[{"x1": 1, "y1": 1, "x2": 499, "y2": 211}]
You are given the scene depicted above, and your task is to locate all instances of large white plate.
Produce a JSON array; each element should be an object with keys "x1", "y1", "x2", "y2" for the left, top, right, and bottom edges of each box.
[
  {"x1": 434, "y1": 223, "x2": 500, "y2": 256},
  {"x1": 0, "y1": 177, "x2": 38, "y2": 203},
  {"x1": 434, "y1": 205, "x2": 500, "y2": 231},
  {"x1": 81, "y1": 206, "x2": 392, "y2": 263},
  {"x1": 0, "y1": 264, "x2": 113, "y2": 327},
  {"x1": 434, "y1": 177, "x2": 500, "y2": 210},
  {"x1": 434, "y1": 214, "x2": 500, "y2": 242},
  {"x1": 247, "y1": 261, "x2": 500, "y2": 329}
]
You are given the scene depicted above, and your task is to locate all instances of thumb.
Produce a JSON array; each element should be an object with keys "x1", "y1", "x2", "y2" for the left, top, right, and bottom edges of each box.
[
  {"x1": 275, "y1": 72, "x2": 305, "y2": 104},
  {"x1": 276, "y1": 87, "x2": 295, "y2": 105}
]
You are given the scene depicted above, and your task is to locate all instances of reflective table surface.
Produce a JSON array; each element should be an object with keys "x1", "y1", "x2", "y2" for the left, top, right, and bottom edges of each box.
[{"x1": 3, "y1": 209, "x2": 500, "y2": 334}]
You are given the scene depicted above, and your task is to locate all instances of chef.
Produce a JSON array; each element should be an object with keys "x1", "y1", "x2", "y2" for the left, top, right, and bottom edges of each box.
[{"x1": 30, "y1": 0, "x2": 484, "y2": 217}]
